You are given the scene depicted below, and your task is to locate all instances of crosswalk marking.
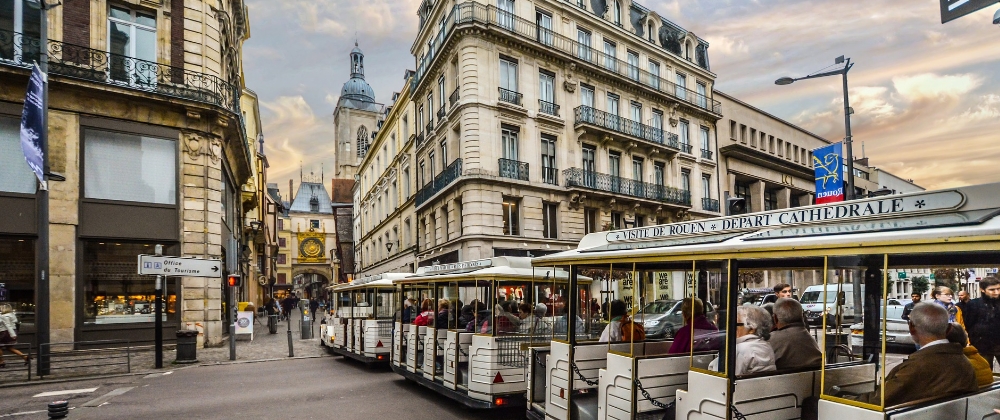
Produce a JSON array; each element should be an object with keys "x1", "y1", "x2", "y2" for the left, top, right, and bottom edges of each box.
[{"x1": 32, "y1": 387, "x2": 98, "y2": 398}]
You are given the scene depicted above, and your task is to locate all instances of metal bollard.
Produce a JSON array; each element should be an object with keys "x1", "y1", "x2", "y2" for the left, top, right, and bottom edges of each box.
[
  {"x1": 48, "y1": 401, "x2": 68, "y2": 419},
  {"x1": 300, "y1": 312, "x2": 313, "y2": 340}
]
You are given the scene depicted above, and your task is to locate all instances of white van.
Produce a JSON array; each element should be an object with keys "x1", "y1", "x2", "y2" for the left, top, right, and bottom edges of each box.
[{"x1": 799, "y1": 283, "x2": 863, "y2": 326}]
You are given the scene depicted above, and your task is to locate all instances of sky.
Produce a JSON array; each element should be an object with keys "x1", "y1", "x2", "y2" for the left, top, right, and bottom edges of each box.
[{"x1": 243, "y1": 0, "x2": 1000, "y2": 194}]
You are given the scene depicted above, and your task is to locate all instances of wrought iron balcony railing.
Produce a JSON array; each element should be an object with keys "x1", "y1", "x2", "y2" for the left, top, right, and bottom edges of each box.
[
  {"x1": 411, "y1": 3, "x2": 720, "y2": 115},
  {"x1": 680, "y1": 143, "x2": 693, "y2": 154},
  {"x1": 702, "y1": 197, "x2": 720, "y2": 212},
  {"x1": 574, "y1": 106, "x2": 679, "y2": 151},
  {"x1": 541, "y1": 166, "x2": 558, "y2": 185},
  {"x1": 563, "y1": 168, "x2": 691, "y2": 206},
  {"x1": 437, "y1": 107, "x2": 446, "y2": 121},
  {"x1": 499, "y1": 87, "x2": 522, "y2": 106},
  {"x1": 701, "y1": 149, "x2": 714, "y2": 160},
  {"x1": 450, "y1": 87, "x2": 459, "y2": 107},
  {"x1": 0, "y1": 29, "x2": 241, "y2": 117},
  {"x1": 426, "y1": 120, "x2": 434, "y2": 133},
  {"x1": 539, "y1": 99, "x2": 560, "y2": 117},
  {"x1": 416, "y1": 158, "x2": 462, "y2": 206},
  {"x1": 414, "y1": 132, "x2": 425, "y2": 146},
  {"x1": 498, "y1": 158, "x2": 529, "y2": 181}
]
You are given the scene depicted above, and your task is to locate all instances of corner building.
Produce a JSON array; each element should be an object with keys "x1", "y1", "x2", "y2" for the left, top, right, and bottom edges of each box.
[{"x1": 407, "y1": 0, "x2": 722, "y2": 267}]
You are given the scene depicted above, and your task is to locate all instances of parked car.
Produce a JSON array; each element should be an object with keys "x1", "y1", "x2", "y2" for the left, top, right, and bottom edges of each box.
[
  {"x1": 637, "y1": 299, "x2": 716, "y2": 339},
  {"x1": 849, "y1": 298, "x2": 915, "y2": 353},
  {"x1": 800, "y1": 283, "x2": 863, "y2": 327}
]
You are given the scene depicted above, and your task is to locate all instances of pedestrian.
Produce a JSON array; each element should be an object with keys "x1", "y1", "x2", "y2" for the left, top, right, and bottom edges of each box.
[
  {"x1": 281, "y1": 294, "x2": 296, "y2": 321},
  {"x1": 932, "y1": 286, "x2": 964, "y2": 326},
  {"x1": 963, "y1": 276, "x2": 1000, "y2": 372},
  {"x1": 0, "y1": 304, "x2": 29, "y2": 368},
  {"x1": 309, "y1": 299, "x2": 319, "y2": 316},
  {"x1": 957, "y1": 290, "x2": 970, "y2": 313},
  {"x1": 901, "y1": 293, "x2": 921, "y2": 321}
]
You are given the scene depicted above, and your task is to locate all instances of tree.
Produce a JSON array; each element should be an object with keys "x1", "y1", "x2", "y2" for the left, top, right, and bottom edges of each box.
[
  {"x1": 911, "y1": 276, "x2": 930, "y2": 296},
  {"x1": 932, "y1": 268, "x2": 959, "y2": 292}
]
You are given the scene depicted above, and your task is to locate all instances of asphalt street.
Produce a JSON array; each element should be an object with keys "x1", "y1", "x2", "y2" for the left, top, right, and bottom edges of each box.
[{"x1": 0, "y1": 356, "x2": 521, "y2": 420}]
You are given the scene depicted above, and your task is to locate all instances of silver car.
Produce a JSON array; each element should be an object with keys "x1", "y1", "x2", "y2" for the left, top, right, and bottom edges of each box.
[{"x1": 849, "y1": 298, "x2": 915, "y2": 352}]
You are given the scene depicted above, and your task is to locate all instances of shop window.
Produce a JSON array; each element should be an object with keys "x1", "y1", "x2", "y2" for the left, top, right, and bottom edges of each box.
[
  {"x1": 84, "y1": 129, "x2": 176, "y2": 204},
  {"x1": 0, "y1": 238, "x2": 35, "y2": 325},
  {"x1": 83, "y1": 241, "x2": 177, "y2": 324},
  {"x1": 0, "y1": 116, "x2": 37, "y2": 193},
  {"x1": 502, "y1": 197, "x2": 520, "y2": 235}
]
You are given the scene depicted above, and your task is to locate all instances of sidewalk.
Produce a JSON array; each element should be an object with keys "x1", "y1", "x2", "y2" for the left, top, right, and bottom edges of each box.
[{"x1": 0, "y1": 310, "x2": 331, "y2": 386}]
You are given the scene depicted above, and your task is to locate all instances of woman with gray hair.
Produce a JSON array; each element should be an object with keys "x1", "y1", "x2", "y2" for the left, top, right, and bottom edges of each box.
[{"x1": 734, "y1": 304, "x2": 776, "y2": 375}]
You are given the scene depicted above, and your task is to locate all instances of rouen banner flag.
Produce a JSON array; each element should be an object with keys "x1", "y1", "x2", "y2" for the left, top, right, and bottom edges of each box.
[
  {"x1": 20, "y1": 64, "x2": 46, "y2": 190},
  {"x1": 812, "y1": 142, "x2": 844, "y2": 204}
]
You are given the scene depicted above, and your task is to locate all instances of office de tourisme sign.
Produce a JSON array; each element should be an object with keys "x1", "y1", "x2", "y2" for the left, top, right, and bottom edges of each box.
[{"x1": 606, "y1": 190, "x2": 965, "y2": 242}]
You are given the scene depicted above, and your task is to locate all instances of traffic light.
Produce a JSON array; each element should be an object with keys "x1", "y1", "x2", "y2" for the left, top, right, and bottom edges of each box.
[{"x1": 227, "y1": 274, "x2": 241, "y2": 288}]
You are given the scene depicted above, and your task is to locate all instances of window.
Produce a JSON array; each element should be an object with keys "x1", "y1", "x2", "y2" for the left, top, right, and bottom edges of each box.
[
  {"x1": 777, "y1": 139, "x2": 784, "y2": 156},
  {"x1": 769, "y1": 135, "x2": 775, "y2": 153},
  {"x1": 760, "y1": 132, "x2": 767, "y2": 151},
  {"x1": 702, "y1": 175, "x2": 711, "y2": 199},
  {"x1": 0, "y1": 116, "x2": 36, "y2": 193},
  {"x1": 542, "y1": 202, "x2": 558, "y2": 239},
  {"x1": 634, "y1": 215, "x2": 645, "y2": 228},
  {"x1": 404, "y1": 219, "x2": 412, "y2": 248},
  {"x1": 649, "y1": 60, "x2": 660, "y2": 90},
  {"x1": 1, "y1": 0, "x2": 41, "y2": 64},
  {"x1": 678, "y1": 120, "x2": 690, "y2": 150},
  {"x1": 83, "y1": 242, "x2": 178, "y2": 324},
  {"x1": 609, "y1": 151, "x2": 621, "y2": 177},
  {"x1": 427, "y1": 94, "x2": 433, "y2": 124},
  {"x1": 501, "y1": 125, "x2": 519, "y2": 160},
  {"x1": 735, "y1": 181, "x2": 751, "y2": 211},
  {"x1": 498, "y1": 0, "x2": 515, "y2": 30},
  {"x1": 652, "y1": 110, "x2": 664, "y2": 141},
  {"x1": 612, "y1": 0, "x2": 621, "y2": 25},
  {"x1": 681, "y1": 170, "x2": 690, "y2": 192},
  {"x1": 581, "y1": 84, "x2": 594, "y2": 108},
  {"x1": 539, "y1": 70, "x2": 555, "y2": 111},
  {"x1": 429, "y1": 151, "x2": 436, "y2": 178},
  {"x1": 108, "y1": 6, "x2": 157, "y2": 85},
  {"x1": 441, "y1": 205, "x2": 449, "y2": 241},
  {"x1": 417, "y1": 106, "x2": 424, "y2": 133},
  {"x1": 654, "y1": 162, "x2": 665, "y2": 187},
  {"x1": 277, "y1": 253, "x2": 287, "y2": 265},
  {"x1": 502, "y1": 197, "x2": 520, "y2": 235},
  {"x1": 277, "y1": 219, "x2": 284, "y2": 231},
  {"x1": 700, "y1": 126, "x2": 710, "y2": 152},
  {"x1": 647, "y1": 22, "x2": 654, "y2": 42},
  {"x1": 749, "y1": 128, "x2": 757, "y2": 147},
  {"x1": 729, "y1": 120, "x2": 737, "y2": 140},
  {"x1": 697, "y1": 82, "x2": 707, "y2": 109},
  {"x1": 536, "y1": 9, "x2": 553, "y2": 45},
  {"x1": 440, "y1": 140, "x2": 448, "y2": 169},
  {"x1": 438, "y1": 76, "x2": 446, "y2": 113},
  {"x1": 764, "y1": 190, "x2": 777, "y2": 211},
  {"x1": 403, "y1": 168, "x2": 411, "y2": 197},
  {"x1": 310, "y1": 220, "x2": 320, "y2": 229},
  {"x1": 456, "y1": 200, "x2": 464, "y2": 236},
  {"x1": 632, "y1": 157, "x2": 644, "y2": 183},
  {"x1": 794, "y1": 145, "x2": 800, "y2": 163},
  {"x1": 582, "y1": 144, "x2": 597, "y2": 187},
  {"x1": 611, "y1": 212, "x2": 623, "y2": 230},
  {"x1": 419, "y1": 160, "x2": 426, "y2": 186},
  {"x1": 278, "y1": 238, "x2": 287, "y2": 248},
  {"x1": 84, "y1": 129, "x2": 176, "y2": 204},
  {"x1": 584, "y1": 208, "x2": 598, "y2": 234},
  {"x1": 630, "y1": 101, "x2": 641, "y2": 124},
  {"x1": 675, "y1": 73, "x2": 686, "y2": 98},
  {"x1": 577, "y1": 29, "x2": 593, "y2": 62},
  {"x1": 278, "y1": 273, "x2": 287, "y2": 284},
  {"x1": 499, "y1": 57, "x2": 518, "y2": 92},
  {"x1": 607, "y1": 93, "x2": 620, "y2": 117},
  {"x1": 541, "y1": 134, "x2": 557, "y2": 184},
  {"x1": 603, "y1": 40, "x2": 617, "y2": 71},
  {"x1": 627, "y1": 51, "x2": 639, "y2": 80}
]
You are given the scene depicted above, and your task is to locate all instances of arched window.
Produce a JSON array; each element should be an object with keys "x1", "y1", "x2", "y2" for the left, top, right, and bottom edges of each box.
[
  {"x1": 356, "y1": 126, "x2": 369, "y2": 158},
  {"x1": 648, "y1": 22, "x2": 654, "y2": 42}
]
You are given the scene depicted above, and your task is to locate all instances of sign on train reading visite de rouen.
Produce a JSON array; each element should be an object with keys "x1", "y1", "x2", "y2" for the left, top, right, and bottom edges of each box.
[{"x1": 812, "y1": 142, "x2": 845, "y2": 205}]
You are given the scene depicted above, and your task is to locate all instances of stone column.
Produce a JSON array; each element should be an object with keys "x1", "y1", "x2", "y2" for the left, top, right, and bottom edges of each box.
[
  {"x1": 48, "y1": 110, "x2": 80, "y2": 345},
  {"x1": 750, "y1": 180, "x2": 765, "y2": 213},
  {"x1": 776, "y1": 187, "x2": 791, "y2": 210},
  {"x1": 800, "y1": 193, "x2": 814, "y2": 207}
]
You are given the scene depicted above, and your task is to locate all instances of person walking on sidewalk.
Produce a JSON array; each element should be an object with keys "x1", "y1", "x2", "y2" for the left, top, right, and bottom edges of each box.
[
  {"x1": 281, "y1": 294, "x2": 297, "y2": 322},
  {"x1": 0, "y1": 304, "x2": 29, "y2": 368}
]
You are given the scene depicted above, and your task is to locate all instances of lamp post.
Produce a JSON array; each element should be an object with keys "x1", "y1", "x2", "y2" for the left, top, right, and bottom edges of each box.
[{"x1": 776, "y1": 55, "x2": 856, "y2": 200}]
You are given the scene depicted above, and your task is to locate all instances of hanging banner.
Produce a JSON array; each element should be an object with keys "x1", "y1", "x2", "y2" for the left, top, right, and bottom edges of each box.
[
  {"x1": 20, "y1": 64, "x2": 46, "y2": 190},
  {"x1": 812, "y1": 142, "x2": 844, "y2": 204}
]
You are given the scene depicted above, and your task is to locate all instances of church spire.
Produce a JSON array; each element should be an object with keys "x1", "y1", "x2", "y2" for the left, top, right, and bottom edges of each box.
[{"x1": 350, "y1": 41, "x2": 365, "y2": 79}]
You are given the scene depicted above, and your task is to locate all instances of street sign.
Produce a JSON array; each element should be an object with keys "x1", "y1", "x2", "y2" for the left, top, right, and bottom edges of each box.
[
  {"x1": 941, "y1": 0, "x2": 999, "y2": 23},
  {"x1": 137, "y1": 255, "x2": 222, "y2": 278}
]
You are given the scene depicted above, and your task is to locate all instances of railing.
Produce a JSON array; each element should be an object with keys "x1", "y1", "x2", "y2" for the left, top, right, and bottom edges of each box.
[
  {"x1": 701, "y1": 149, "x2": 714, "y2": 160},
  {"x1": 539, "y1": 99, "x2": 560, "y2": 117},
  {"x1": 411, "y1": 3, "x2": 720, "y2": 114},
  {"x1": 541, "y1": 166, "x2": 559, "y2": 185},
  {"x1": 38, "y1": 340, "x2": 133, "y2": 379},
  {"x1": 499, "y1": 158, "x2": 529, "y2": 181},
  {"x1": 499, "y1": 87, "x2": 522, "y2": 106},
  {"x1": 0, "y1": 29, "x2": 241, "y2": 117},
  {"x1": 574, "y1": 106, "x2": 679, "y2": 151},
  {"x1": 702, "y1": 197, "x2": 720, "y2": 212},
  {"x1": 416, "y1": 158, "x2": 462, "y2": 206},
  {"x1": 563, "y1": 168, "x2": 690, "y2": 206},
  {"x1": 0, "y1": 343, "x2": 33, "y2": 382},
  {"x1": 680, "y1": 143, "x2": 693, "y2": 154},
  {"x1": 449, "y1": 87, "x2": 459, "y2": 107},
  {"x1": 414, "y1": 132, "x2": 425, "y2": 147},
  {"x1": 426, "y1": 120, "x2": 434, "y2": 133},
  {"x1": 437, "y1": 107, "x2": 446, "y2": 121}
]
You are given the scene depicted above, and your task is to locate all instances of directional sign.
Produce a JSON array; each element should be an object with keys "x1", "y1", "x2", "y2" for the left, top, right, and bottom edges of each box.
[
  {"x1": 138, "y1": 255, "x2": 222, "y2": 278},
  {"x1": 941, "y1": 0, "x2": 999, "y2": 23}
]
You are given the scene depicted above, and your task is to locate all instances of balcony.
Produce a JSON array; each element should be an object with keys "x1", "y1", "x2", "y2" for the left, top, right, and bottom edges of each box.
[
  {"x1": 539, "y1": 99, "x2": 560, "y2": 117},
  {"x1": 679, "y1": 143, "x2": 693, "y2": 154},
  {"x1": 437, "y1": 107, "x2": 446, "y2": 121},
  {"x1": 499, "y1": 87, "x2": 522, "y2": 106},
  {"x1": 416, "y1": 158, "x2": 462, "y2": 206},
  {"x1": 541, "y1": 166, "x2": 559, "y2": 185},
  {"x1": 702, "y1": 197, "x2": 720, "y2": 212},
  {"x1": 701, "y1": 149, "x2": 714, "y2": 160},
  {"x1": 450, "y1": 87, "x2": 459, "y2": 107},
  {"x1": 498, "y1": 158, "x2": 529, "y2": 181},
  {"x1": 563, "y1": 168, "x2": 691, "y2": 206},
  {"x1": 410, "y1": 3, "x2": 720, "y2": 115},
  {"x1": 414, "y1": 132, "x2": 425, "y2": 146},
  {"x1": 426, "y1": 120, "x2": 434, "y2": 133},
  {"x1": 574, "y1": 106, "x2": 679, "y2": 151}
]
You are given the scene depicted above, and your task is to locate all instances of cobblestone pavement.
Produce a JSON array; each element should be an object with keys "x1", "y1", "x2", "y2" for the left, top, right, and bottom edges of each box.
[{"x1": 0, "y1": 310, "x2": 330, "y2": 385}]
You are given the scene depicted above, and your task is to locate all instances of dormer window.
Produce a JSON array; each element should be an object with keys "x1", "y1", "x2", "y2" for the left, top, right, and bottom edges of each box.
[
  {"x1": 612, "y1": 1, "x2": 621, "y2": 26},
  {"x1": 648, "y1": 22, "x2": 654, "y2": 42}
]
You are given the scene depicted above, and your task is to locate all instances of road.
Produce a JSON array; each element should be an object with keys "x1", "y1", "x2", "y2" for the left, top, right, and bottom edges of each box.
[{"x1": 0, "y1": 356, "x2": 521, "y2": 420}]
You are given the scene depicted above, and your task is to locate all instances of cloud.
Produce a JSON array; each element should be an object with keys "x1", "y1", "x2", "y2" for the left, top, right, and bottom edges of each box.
[
  {"x1": 704, "y1": 35, "x2": 749, "y2": 57},
  {"x1": 892, "y1": 73, "x2": 982, "y2": 102},
  {"x1": 260, "y1": 96, "x2": 337, "y2": 185},
  {"x1": 257, "y1": 0, "x2": 422, "y2": 42},
  {"x1": 956, "y1": 94, "x2": 1000, "y2": 122}
]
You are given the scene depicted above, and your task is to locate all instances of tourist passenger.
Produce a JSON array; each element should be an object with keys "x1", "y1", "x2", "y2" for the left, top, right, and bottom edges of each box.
[
  {"x1": 435, "y1": 299, "x2": 451, "y2": 330},
  {"x1": 668, "y1": 297, "x2": 718, "y2": 354},
  {"x1": 768, "y1": 298, "x2": 822, "y2": 370},
  {"x1": 945, "y1": 322, "x2": 994, "y2": 387},
  {"x1": 863, "y1": 303, "x2": 977, "y2": 407},
  {"x1": 964, "y1": 276, "x2": 1000, "y2": 372},
  {"x1": 519, "y1": 303, "x2": 550, "y2": 335},
  {"x1": 933, "y1": 286, "x2": 965, "y2": 326},
  {"x1": 733, "y1": 305, "x2": 776, "y2": 375},
  {"x1": 599, "y1": 300, "x2": 627, "y2": 343},
  {"x1": 413, "y1": 299, "x2": 435, "y2": 326}
]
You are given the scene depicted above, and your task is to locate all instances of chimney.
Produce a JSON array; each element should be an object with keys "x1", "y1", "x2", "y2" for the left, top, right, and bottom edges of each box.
[{"x1": 288, "y1": 179, "x2": 294, "y2": 202}]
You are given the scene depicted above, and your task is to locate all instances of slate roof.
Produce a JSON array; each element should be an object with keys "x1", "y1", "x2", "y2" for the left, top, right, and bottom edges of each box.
[{"x1": 287, "y1": 182, "x2": 334, "y2": 214}]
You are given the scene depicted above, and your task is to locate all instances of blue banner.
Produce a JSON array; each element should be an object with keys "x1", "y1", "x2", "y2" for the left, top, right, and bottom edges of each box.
[
  {"x1": 20, "y1": 64, "x2": 46, "y2": 190},
  {"x1": 812, "y1": 142, "x2": 844, "y2": 204}
]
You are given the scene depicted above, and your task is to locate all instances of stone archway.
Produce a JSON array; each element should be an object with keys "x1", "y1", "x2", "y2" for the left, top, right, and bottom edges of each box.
[{"x1": 291, "y1": 268, "x2": 332, "y2": 300}]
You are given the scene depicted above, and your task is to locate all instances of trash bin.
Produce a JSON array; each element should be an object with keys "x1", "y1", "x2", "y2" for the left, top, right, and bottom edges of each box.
[
  {"x1": 175, "y1": 330, "x2": 199, "y2": 364},
  {"x1": 300, "y1": 314, "x2": 313, "y2": 339},
  {"x1": 268, "y1": 314, "x2": 279, "y2": 334}
]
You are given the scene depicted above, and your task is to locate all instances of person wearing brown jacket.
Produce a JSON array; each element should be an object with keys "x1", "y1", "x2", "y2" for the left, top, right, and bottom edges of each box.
[{"x1": 864, "y1": 303, "x2": 978, "y2": 407}]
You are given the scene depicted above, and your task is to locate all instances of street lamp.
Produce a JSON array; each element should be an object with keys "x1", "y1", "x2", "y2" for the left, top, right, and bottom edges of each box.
[
  {"x1": 776, "y1": 55, "x2": 857, "y2": 200},
  {"x1": 386, "y1": 241, "x2": 393, "y2": 254}
]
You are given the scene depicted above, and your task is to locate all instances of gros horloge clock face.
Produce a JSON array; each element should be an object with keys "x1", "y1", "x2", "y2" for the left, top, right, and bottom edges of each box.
[{"x1": 300, "y1": 238, "x2": 324, "y2": 258}]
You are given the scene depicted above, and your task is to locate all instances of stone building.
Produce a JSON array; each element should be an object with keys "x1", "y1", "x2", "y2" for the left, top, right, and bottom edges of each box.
[
  {"x1": 274, "y1": 175, "x2": 340, "y2": 299},
  {"x1": 0, "y1": 0, "x2": 259, "y2": 347},
  {"x1": 333, "y1": 43, "x2": 384, "y2": 180},
  {"x1": 395, "y1": 0, "x2": 723, "y2": 269}
]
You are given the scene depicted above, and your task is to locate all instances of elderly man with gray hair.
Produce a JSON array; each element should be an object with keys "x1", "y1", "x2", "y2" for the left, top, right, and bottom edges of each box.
[
  {"x1": 768, "y1": 298, "x2": 822, "y2": 370},
  {"x1": 863, "y1": 302, "x2": 977, "y2": 407}
]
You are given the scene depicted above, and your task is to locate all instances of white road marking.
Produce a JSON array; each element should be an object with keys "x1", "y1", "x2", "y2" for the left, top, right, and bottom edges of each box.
[
  {"x1": 32, "y1": 387, "x2": 98, "y2": 398},
  {"x1": 81, "y1": 387, "x2": 135, "y2": 407}
]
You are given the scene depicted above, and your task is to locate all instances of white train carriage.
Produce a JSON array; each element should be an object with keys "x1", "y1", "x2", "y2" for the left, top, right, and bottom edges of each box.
[
  {"x1": 390, "y1": 256, "x2": 575, "y2": 409},
  {"x1": 324, "y1": 273, "x2": 407, "y2": 364},
  {"x1": 529, "y1": 183, "x2": 1000, "y2": 420}
]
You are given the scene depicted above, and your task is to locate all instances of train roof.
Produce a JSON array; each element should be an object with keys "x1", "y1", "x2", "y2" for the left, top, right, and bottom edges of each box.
[
  {"x1": 396, "y1": 256, "x2": 554, "y2": 283},
  {"x1": 532, "y1": 182, "x2": 1000, "y2": 265},
  {"x1": 327, "y1": 273, "x2": 410, "y2": 291}
]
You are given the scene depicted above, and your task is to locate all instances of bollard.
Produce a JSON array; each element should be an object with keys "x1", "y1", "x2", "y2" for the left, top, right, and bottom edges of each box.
[
  {"x1": 48, "y1": 401, "x2": 68, "y2": 419},
  {"x1": 175, "y1": 330, "x2": 199, "y2": 364},
  {"x1": 300, "y1": 313, "x2": 313, "y2": 340}
]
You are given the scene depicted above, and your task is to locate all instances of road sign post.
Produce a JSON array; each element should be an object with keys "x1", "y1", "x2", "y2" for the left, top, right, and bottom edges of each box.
[{"x1": 941, "y1": 0, "x2": 999, "y2": 23}]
